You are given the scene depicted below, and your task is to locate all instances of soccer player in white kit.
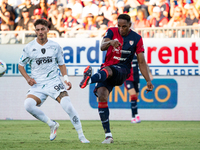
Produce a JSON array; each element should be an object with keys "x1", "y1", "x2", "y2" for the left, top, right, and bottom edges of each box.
[{"x1": 18, "y1": 19, "x2": 90, "y2": 143}]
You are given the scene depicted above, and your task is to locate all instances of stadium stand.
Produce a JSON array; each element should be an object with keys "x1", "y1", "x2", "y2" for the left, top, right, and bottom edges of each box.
[{"x1": 0, "y1": 0, "x2": 200, "y2": 41}]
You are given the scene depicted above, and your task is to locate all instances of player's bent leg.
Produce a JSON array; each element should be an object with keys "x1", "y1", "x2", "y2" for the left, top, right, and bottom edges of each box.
[
  {"x1": 89, "y1": 66, "x2": 113, "y2": 84},
  {"x1": 79, "y1": 66, "x2": 113, "y2": 89},
  {"x1": 57, "y1": 93, "x2": 90, "y2": 143},
  {"x1": 97, "y1": 87, "x2": 113, "y2": 144},
  {"x1": 26, "y1": 94, "x2": 42, "y2": 105},
  {"x1": 24, "y1": 97, "x2": 58, "y2": 140}
]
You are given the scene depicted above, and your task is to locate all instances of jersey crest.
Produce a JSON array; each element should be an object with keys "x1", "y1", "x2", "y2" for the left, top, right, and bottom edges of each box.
[
  {"x1": 41, "y1": 48, "x2": 46, "y2": 54},
  {"x1": 129, "y1": 40, "x2": 134, "y2": 46}
]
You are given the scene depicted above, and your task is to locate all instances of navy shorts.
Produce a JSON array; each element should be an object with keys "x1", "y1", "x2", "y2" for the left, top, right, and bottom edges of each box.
[
  {"x1": 124, "y1": 80, "x2": 140, "y2": 93},
  {"x1": 94, "y1": 64, "x2": 129, "y2": 97}
]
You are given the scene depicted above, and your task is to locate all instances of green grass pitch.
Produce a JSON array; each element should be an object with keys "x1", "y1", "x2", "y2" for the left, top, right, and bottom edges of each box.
[{"x1": 0, "y1": 120, "x2": 200, "y2": 150}]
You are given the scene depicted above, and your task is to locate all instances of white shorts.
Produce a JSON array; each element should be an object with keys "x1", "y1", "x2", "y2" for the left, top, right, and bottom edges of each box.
[{"x1": 26, "y1": 77, "x2": 66, "y2": 106}]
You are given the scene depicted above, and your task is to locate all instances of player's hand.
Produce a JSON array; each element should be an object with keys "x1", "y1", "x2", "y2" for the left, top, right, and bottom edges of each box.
[
  {"x1": 110, "y1": 40, "x2": 121, "y2": 48},
  {"x1": 146, "y1": 81, "x2": 154, "y2": 93},
  {"x1": 64, "y1": 80, "x2": 72, "y2": 90},
  {"x1": 27, "y1": 78, "x2": 36, "y2": 86}
]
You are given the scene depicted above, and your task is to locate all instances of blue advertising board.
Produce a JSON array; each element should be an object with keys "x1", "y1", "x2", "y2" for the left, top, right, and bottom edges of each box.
[{"x1": 89, "y1": 79, "x2": 177, "y2": 109}]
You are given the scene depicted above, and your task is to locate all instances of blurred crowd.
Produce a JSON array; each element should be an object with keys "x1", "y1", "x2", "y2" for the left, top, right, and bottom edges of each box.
[{"x1": 0, "y1": 0, "x2": 200, "y2": 43}]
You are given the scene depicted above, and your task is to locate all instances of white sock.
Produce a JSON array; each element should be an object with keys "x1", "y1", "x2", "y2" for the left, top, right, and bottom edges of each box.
[
  {"x1": 24, "y1": 98, "x2": 55, "y2": 127},
  {"x1": 60, "y1": 96, "x2": 84, "y2": 138},
  {"x1": 105, "y1": 133, "x2": 112, "y2": 138}
]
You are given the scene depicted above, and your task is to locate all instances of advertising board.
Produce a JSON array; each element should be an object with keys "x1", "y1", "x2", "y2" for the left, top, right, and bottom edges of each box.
[{"x1": 0, "y1": 38, "x2": 199, "y2": 76}]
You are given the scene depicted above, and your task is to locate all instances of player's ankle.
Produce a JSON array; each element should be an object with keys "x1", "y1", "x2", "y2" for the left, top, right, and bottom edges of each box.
[
  {"x1": 105, "y1": 132, "x2": 112, "y2": 138},
  {"x1": 77, "y1": 129, "x2": 84, "y2": 138}
]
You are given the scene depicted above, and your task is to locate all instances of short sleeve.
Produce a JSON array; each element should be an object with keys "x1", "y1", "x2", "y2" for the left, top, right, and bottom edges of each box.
[
  {"x1": 19, "y1": 48, "x2": 30, "y2": 66},
  {"x1": 136, "y1": 37, "x2": 145, "y2": 54},
  {"x1": 56, "y1": 45, "x2": 65, "y2": 65},
  {"x1": 104, "y1": 28, "x2": 113, "y2": 39}
]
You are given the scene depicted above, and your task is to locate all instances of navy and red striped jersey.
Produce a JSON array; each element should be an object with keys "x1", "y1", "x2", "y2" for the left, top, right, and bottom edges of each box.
[
  {"x1": 126, "y1": 54, "x2": 139, "y2": 82},
  {"x1": 102, "y1": 27, "x2": 144, "y2": 70}
]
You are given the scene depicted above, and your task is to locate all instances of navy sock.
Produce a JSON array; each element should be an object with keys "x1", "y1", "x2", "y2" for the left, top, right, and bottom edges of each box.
[
  {"x1": 91, "y1": 69, "x2": 108, "y2": 83},
  {"x1": 131, "y1": 95, "x2": 138, "y2": 118},
  {"x1": 98, "y1": 102, "x2": 110, "y2": 133}
]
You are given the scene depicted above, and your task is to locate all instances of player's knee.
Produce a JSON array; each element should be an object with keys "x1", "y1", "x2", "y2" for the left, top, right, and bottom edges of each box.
[
  {"x1": 98, "y1": 95, "x2": 108, "y2": 102},
  {"x1": 105, "y1": 66, "x2": 113, "y2": 77},
  {"x1": 131, "y1": 95, "x2": 138, "y2": 101},
  {"x1": 24, "y1": 98, "x2": 37, "y2": 112}
]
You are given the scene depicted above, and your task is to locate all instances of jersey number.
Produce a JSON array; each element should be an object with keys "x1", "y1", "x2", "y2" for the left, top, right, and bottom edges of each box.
[{"x1": 54, "y1": 84, "x2": 64, "y2": 91}]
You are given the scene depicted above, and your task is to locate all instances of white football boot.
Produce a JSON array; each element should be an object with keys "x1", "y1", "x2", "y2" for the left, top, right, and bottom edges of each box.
[
  {"x1": 79, "y1": 136, "x2": 90, "y2": 143},
  {"x1": 102, "y1": 136, "x2": 114, "y2": 144},
  {"x1": 50, "y1": 121, "x2": 59, "y2": 141}
]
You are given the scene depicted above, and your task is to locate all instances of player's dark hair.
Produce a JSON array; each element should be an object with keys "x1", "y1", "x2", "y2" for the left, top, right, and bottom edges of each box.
[
  {"x1": 34, "y1": 19, "x2": 48, "y2": 27},
  {"x1": 117, "y1": 14, "x2": 131, "y2": 23}
]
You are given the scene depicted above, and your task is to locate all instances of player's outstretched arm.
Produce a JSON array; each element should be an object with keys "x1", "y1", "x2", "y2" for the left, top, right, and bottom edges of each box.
[
  {"x1": 18, "y1": 64, "x2": 36, "y2": 86},
  {"x1": 137, "y1": 53, "x2": 154, "y2": 93},
  {"x1": 58, "y1": 64, "x2": 72, "y2": 90}
]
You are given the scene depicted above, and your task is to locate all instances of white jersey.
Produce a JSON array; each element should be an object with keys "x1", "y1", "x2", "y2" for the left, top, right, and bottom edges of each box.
[{"x1": 19, "y1": 39, "x2": 64, "y2": 84}]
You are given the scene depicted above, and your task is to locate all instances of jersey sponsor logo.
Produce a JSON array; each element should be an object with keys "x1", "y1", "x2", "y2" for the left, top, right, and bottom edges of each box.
[
  {"x1": 35, "y1": 56, "x2": 53, "y2": 65},
  {"x1": 89, "y1": 79, "x2": 177, "y2": 109},
  {"x1": 129, "y1": 40, "x2": 134, "y2": 45},
  {"x1": 121, "y1": 50, "x2": 131, "y2": 54},
  {"x1": 113, "y1": 56, "x2": 127, "y2": 61},
  {"x1": 41, "y1": 48, "x2": 46, "y2": 54},
  {"x1": 32, "y1": 49, "x2": 36, "y2": 51}
]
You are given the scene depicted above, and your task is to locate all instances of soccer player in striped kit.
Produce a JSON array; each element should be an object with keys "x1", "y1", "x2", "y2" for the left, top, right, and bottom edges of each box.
[{"x1": 80, "y1": 14, "x2": 153, "y2": 143}]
